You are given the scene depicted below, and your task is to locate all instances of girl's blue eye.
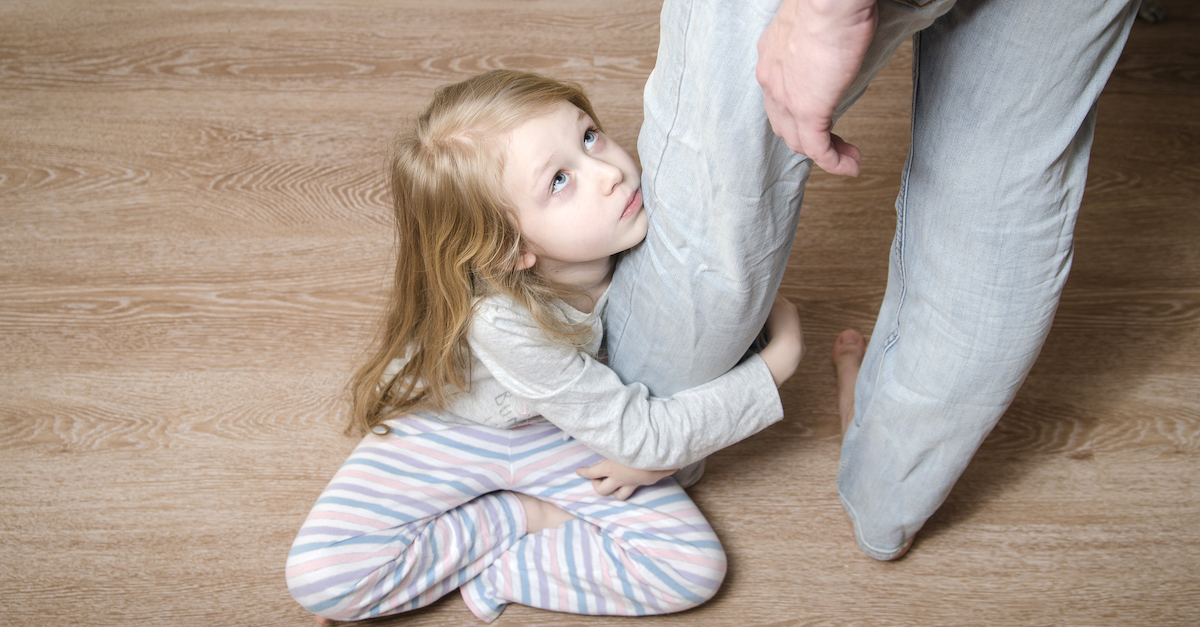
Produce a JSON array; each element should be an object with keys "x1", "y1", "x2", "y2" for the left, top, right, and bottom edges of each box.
[
  {"x1": 551, "y1": 171, "x2": 570, "y2": 194},
  {"x1": 583, "y1": 129, "x2": 598, "y2": 150}
]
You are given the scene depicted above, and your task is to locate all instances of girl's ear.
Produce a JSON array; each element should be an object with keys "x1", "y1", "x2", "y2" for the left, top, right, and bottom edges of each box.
[{"x1": 515, "y1": 251, "x2": 537, "y2": 271}]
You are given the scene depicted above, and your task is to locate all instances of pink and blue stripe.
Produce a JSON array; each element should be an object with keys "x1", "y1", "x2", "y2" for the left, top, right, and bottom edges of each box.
[{"x1": 286, "y1": 415, "x2": 726, "y2": 622}]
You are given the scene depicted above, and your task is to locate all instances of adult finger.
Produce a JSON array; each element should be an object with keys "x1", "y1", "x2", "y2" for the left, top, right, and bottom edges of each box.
[
  {"x1": 764, "y1": 98, "x2": 860, "y2": 176},
  {"x1": 763, "y1": 93, "x2": 806, "y2": 154},
  {"x1": 798, "y1": 127, "x2": 859, "y2": 176}
]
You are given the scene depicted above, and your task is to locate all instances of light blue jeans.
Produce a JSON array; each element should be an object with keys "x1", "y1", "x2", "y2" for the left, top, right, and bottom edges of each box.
[{"x1": 605, "y1": 0, "x2": 1139, "y2": 560}]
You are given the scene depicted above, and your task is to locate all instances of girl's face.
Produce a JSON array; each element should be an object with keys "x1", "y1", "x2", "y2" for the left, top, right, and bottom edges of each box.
[{"x1": 502, "y1": 101, "x2": 648, "y2": 275}]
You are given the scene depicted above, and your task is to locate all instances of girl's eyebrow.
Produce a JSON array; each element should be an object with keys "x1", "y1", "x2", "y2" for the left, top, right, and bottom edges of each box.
[{"x1": 531, "y1": 154, "x2": 557, "y2": 194}]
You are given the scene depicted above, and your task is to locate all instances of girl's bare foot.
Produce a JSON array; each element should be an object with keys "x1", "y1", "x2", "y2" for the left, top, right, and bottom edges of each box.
[
  {"x1": 512, "y1": 492, "x2": 577, "y2": 534},
  {"x1": 314, "y1": 616, "x2": 333, "y2": 626},
  {"x1": 832, "y1": 329, "x2": 866, "y2": 433}
]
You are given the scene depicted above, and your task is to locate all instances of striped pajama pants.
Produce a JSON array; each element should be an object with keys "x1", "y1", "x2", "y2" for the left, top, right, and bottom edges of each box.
[{"x1": 285, "y1": 415, "x2": 727, "y2": 623}]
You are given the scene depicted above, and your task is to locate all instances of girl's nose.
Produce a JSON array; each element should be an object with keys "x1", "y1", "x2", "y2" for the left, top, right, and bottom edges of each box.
[{"x1": 595, "y1": 159, "x2": 623, "y2": 193}]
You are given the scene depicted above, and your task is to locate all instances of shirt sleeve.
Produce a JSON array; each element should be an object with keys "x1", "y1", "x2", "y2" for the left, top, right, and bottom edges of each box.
[{"x1": 469, "y1": 297, "x2": 784, "y2": 470}]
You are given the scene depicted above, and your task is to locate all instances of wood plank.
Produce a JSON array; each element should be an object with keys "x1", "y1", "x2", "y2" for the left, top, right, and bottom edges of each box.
[{"x1": 1, "y1": 0, "x2": 1197, "y2": 625}]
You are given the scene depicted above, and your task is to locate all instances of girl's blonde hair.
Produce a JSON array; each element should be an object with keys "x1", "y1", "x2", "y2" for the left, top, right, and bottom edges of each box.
[{"x1": 348, "y1": 69, "x2": 603, "y2": 435}]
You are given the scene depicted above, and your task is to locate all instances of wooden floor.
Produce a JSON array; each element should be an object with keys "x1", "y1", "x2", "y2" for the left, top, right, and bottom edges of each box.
[{"x1": 2, "y1": 1, "x2": 1197, "y2": 625}]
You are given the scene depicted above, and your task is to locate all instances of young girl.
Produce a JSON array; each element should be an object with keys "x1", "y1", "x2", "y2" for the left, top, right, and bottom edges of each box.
[{"x1": 286, "y1": 70, "x2": 804, "y2": 624}]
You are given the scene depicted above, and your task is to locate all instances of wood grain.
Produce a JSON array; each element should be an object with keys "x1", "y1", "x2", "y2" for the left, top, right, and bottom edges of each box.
[{"x1": 2, "y1": 1, "x2": 1198, "y2": 626}]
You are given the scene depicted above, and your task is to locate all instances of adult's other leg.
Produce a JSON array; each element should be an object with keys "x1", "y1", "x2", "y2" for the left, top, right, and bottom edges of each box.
[{"x1": 838, "y1": 0, "x2": 1139, "y2": 560}]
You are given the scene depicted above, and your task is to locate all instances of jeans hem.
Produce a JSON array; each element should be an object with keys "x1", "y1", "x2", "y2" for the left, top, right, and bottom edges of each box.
[{"x1": 837, "y1": 490, "x2": 911, "y2": 561}]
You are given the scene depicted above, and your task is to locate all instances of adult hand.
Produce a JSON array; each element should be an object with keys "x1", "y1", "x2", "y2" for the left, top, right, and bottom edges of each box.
[
  {"x1": 577, "y1": 459, "x2": 677, "y2": 501},
  {"x1": 756, "y1": 0, "x2": 877, "y2": 176}
]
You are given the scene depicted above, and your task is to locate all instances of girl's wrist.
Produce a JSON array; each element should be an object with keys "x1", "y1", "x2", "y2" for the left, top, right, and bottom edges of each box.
[{"x1": 761, "y1": 338, "x2": 800, "y2": 387}]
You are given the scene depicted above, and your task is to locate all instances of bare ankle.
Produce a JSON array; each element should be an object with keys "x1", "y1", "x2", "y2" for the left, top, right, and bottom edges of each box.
[
  {"x1": 833, "y1": 330, "x2": 866, "y2": 433},
  {"x1": 512, "y1": 492, "x2": 576, "y2": 534}
]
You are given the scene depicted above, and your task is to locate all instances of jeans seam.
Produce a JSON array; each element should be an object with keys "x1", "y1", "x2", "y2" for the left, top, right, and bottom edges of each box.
[
  {"x1": 883, "y1": 32, "x2": 922, "y2": 359},
  {"x1": 860, "y1": 33, "x2": 920, "y2": 431},
  {"x1": 844, "y1": 32, "x2": 919, "y2": 561}
]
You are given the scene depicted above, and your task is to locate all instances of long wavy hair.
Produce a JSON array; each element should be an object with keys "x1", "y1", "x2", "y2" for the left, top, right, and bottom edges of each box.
[{"x1": 347, "y1": 69, "x2": 604, "y2": 435}]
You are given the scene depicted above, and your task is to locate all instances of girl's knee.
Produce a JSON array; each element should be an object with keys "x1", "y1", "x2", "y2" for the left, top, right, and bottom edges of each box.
[
  {"x1": 697, "y1": 545, "x2": 729, "y2": 602},
  {"x1": 286, "y1": 542, "x2": 404, "y2": 621},
  {"x1": 286, "y1": 558, "x2": 350, "y2": 619},
  {"x1": 663, "y1": 542, "x2": 727, "y2": 610},
  {"x1": 287, "y1": 573, "x2": 372, "y2": 623}
]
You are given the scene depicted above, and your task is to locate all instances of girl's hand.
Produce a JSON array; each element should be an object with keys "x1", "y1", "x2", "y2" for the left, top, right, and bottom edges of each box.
[
  {"x1": 759, "y1": 294, "x2": 806, "y2": 387},
  {"x1": 576, "y1": 459, "x2": 677, "y2": 501}
]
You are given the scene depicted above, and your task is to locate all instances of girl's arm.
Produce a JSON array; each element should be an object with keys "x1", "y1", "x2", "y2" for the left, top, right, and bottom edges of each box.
[
  {"x1": 577, "y1": 295, "x2": 804, "y2": 499},
  {"x1": 468, "y1": 294, "x2": 804, "y2": 471}
]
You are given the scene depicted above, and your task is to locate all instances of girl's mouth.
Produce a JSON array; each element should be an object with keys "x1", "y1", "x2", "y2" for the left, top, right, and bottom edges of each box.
[{"x1": 622, "y1": 188, "x2": 642, "y2": 219}]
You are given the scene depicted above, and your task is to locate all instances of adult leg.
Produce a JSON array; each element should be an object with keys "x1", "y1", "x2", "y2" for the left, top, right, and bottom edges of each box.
[
  {"x1": 285, "y1": 417, "x2": 527, "y2": 621},
  {"x1": 605, "y1": 0, "x2": 953, "y2": 486},
  {"x1": 606, "y1": 0, "x2": 954, "y2": 396},
  {"x1": 838, "y1": 0, "x2": 1140, "y2": 560},
  {"x1": 605, "y1": 0, "x2": 808, "y2": 399},
  {"x1": 461, "y1": 423, "x2": 726, "y2": 622}
]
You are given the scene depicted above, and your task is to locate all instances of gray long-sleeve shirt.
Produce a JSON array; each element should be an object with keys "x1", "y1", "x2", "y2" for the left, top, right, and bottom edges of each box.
[{"x1": 424, "y1": 289, "x2": 784, "y2": 470}]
